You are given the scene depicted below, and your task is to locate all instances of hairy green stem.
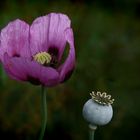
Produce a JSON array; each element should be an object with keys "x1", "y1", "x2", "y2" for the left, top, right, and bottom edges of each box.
[{"x1": 39, "y1": 86, "x2": 47, "y2": 140}]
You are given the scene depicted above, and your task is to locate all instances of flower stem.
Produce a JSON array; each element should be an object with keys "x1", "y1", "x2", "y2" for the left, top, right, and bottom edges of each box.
[
  {"x1": 89, "y1": 130, "x2": 95, "y2": 140},
  {"x1": 39, "y1": 86, "x2": 47, "y2": 140},
  {"x1": 89, "y1": 124, "x2": 97, "y2": 140}
]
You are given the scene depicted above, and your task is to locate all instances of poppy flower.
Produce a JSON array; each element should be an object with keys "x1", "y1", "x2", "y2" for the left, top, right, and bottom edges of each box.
[{"x1": 0, "y1": 13, "x2": 75, "y2": 87}]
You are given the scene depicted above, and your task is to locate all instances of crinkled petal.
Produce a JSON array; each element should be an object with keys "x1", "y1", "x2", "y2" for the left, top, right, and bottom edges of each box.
[
  {"x1": 58, "y1": 28, "x2": 75, "y2": 83},
  {"x1": 3, "y1": 53, "x2": 28, "y2": 81},
  {"x1": 30, "y1": 13, "x2": 71, "y2": 61},
  {"x1": 3, "y1": 53, "x2": 60, "y2": 86},
  {"x1": 25, "y1": 61, "x2": 60, "y2": 86},
  {"x1": 40, "y1": 67, "x2": 60, "y2": 87},
  {"x1": 0, "y1": 19, "x2": 31, "y2": 62},
  {"x1": 30, "y1": 15, "x2": 50, "y2": 55}
]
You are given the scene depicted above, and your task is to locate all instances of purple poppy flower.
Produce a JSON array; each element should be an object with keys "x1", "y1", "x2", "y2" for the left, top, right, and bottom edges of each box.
[{"x1": 0, "y1": 13, "x2": 75, "y2": 87}]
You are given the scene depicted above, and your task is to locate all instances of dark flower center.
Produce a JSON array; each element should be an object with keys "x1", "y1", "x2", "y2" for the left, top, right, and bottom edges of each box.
[{"x1": 13, "y1": 53, "x2": 20, "y2": 57}]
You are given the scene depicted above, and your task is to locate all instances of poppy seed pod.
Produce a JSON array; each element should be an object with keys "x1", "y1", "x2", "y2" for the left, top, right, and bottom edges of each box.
[{"x1": 83, "y1": 91, "x2": 114, "y2": 126}]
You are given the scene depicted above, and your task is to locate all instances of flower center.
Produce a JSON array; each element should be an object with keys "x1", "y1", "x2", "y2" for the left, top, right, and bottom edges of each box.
[{"x1": 33, "y1": 52, "x2": 52, "y2": 65}]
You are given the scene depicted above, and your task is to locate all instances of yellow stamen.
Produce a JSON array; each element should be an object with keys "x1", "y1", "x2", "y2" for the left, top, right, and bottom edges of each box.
[{"x1": 33, "y1": 52, "x2": 52, "y2": 65}]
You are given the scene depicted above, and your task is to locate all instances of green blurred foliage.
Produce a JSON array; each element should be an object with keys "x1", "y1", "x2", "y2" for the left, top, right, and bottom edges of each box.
[{"x1": 0, "y1": 0, "x2": 140, "y2": 140}]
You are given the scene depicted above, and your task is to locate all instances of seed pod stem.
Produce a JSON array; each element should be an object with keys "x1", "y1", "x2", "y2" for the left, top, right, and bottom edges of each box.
[{"x1": 89, "y1": 124, "x2": 97, "y2": 140}]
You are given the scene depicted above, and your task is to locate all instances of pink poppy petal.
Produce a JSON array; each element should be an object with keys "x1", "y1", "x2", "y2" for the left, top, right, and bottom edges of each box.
[
  {"x1": 58, "y1": 28, "x2": 75, "y2": 82},
  {"x1": 30, "y1": 15, "x2": 50, "y2": 55},
  {"x1": 30, "y1": 13, "x2": 71, "y2": 61},
  {"x1": 24, "y1": 60, "x2": 42, "y2": 85},
  {"x1": 3, "y1": 53, "x2": 28, "y2": 81},
  {"x1": 47, "y1": 13, "x2": 71, "y2": 61},
  {"x1": 3, "y1": 53, "x2": 59, "y2": 86},
  {"x1": 24, "y1": 61, "x2": 59, "y2": 86},
  {"x1": 0, "y1": 19, "x2": 31, "y2": 62},
  {"x1": 40, "y1": 67, "x2": 60, "y2": 87},
  {"x1": 22, "y1": 59, "x2": 59, "y2": 86}
]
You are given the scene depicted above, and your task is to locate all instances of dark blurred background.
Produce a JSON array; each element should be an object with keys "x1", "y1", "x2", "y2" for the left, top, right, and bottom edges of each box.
[{"x1": 0, "y1": 0, "x2": 140, "y2": 140}]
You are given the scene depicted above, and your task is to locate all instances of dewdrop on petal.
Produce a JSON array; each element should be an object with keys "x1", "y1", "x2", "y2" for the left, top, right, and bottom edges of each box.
[{"x1": 83, "y1": 91, "x2": 114, "y2": 127}]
